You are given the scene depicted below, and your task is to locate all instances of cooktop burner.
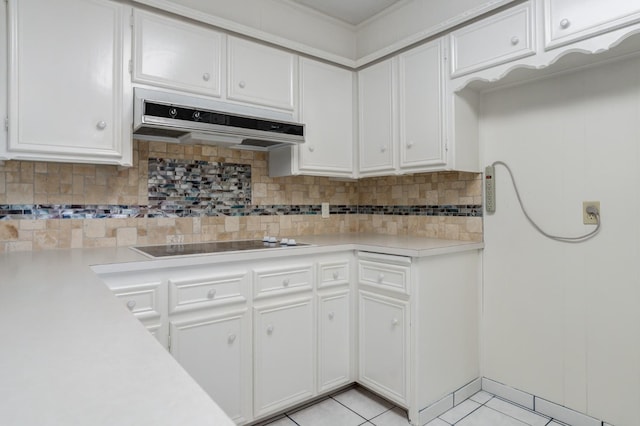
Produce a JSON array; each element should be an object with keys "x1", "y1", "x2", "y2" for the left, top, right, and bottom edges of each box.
[{"x1": 133, "y1": 240, "x2": 310, "y2": 258}]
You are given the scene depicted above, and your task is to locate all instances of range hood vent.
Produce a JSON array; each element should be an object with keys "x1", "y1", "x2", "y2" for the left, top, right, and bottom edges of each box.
[{"x1": 133, "y1": 89, "x2": 304, "y2": 151}]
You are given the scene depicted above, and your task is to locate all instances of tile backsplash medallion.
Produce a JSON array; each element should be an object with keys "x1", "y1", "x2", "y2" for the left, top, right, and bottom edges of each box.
[{"x1": 0, "y1": 140, "x2": 482, "y2": 252}]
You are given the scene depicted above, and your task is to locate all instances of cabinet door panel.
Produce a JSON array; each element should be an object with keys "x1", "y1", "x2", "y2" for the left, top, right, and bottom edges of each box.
[
  {"x1": 545, "y1": 0, "x2": 640, "y2": 48},
  {"x1": 398, "y1": 39, "x2": 446, "y2": 169},
  {"x1": 359, "y1": 291, "x2": 408, "y2": 405},
  {"x1": 228, "y1": 37, "x2": 295, "y2": 110},
  {"x1": 254, "y1": 298, "x2": 314, "y2": 417},
  {"x1": 133, "y1": 10, "x2": 223, "y2": 96},
  {"x1": 358, "y1": 58, "x2": 396, "y2": 174},
  {"x1": 298, "y1": 58, "x2": 354, "y2": 176},
  {"x1": 170, "y1": 310, "x2": 250, "y2": 424},
  {"x1": 318, "y1": 292, "x2": 351, "y2": 392},
  {"x1": 7, "y1": 0, "x2": 129, "y2": 164}
]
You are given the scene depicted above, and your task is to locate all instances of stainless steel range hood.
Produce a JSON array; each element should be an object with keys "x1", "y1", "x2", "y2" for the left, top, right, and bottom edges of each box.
[{"x1": 133, "y1": 88, "x2": 305, "y2": 151}]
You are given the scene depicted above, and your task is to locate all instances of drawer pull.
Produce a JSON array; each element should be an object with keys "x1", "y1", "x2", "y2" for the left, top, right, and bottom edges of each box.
[
  {"x1": 407, "y1": 141, "x2": 414, "y2": 148},
  {"x1": 96, "y1": 120, "x2": 107, "y2": 130},
  {"x1": 380, "y1": 146, "x2": 387, "y2": 153},
  {"x1": 239, "y1": 80, "x2": 246, "y2": 88},
  {"x1": 377, "y1": 273, "x2": 385, "y2": 283},
  {"x1": 202, "y1": 72, "x2": 210, "y2": 81},
  {"x1": 308, "y1": 145, "x2": 315, "y2": 152},
  {"x1": 266, "y1": 325, "x2": 274, "y2": 335},
  {"x1": 126, "y1": 300, "x2": 136, "y2": 310},
  {"x1": 392, "y1": 318, "x2": 399, "y2": 327},
  {"x1": 282, "y1": 278, "x2": 290, "y2": 287},
  {"x1": 332, "y1": 271, "x2": 340, "y2": 280},
  {"x1": 510, "y1": 36, "x2": 519, "y2": 45},
  {"x1": 560, "y1": 18, "x2": 570, "y2": 29},
  {"x1": 207, "y1": 289, "x2": 217, "y2": 299},
  {"x1": 328, "y1": 311, "x2": 335, "y2": 320},
  {"x1": 227, "y1": 333, "x2": 237, "y2": 344}
]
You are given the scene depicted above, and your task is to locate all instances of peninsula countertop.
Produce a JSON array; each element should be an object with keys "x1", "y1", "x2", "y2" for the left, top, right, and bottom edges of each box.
[{"x1": 0, "y1": 234, "x2": 482, "y2": 425}]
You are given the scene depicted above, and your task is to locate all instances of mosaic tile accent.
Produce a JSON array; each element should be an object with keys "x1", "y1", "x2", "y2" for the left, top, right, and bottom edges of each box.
[
  {"x1": 148, "y1": 158, "x2": 251, "y2": 211},
  {"x1": 0, "y1": 204, "x2": 482, "y2": 220}
]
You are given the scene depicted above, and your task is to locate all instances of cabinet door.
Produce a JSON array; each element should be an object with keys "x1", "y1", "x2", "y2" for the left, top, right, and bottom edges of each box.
[
  {"x1": 297, "y1": 58, "x2": 354, "y2": 177},
  {"x1": 398, "y1": 39, "x2": 447, "y2": 170},
  {"x1": 170, "y1": 309, "x2": 251, "y2": 424},
  {"x1": 254, "y1": 298, "x2": 314, "y2": 417},
  {"x1": 318, "y1": 291, "x2": 351, "y2": 392},
  {"x1": 545, "y1": 0, "x2": 640, "y2": 49},
  {"x1": 6, "y1": 0, "x2": 131, "y2": 165},
  {"x1": 358, "y1": 291, "x2": 409, "y2": 406},
  {"x1": 133, "y1": 9, "x2": 223, "y2": 97},
  {"x1": 358, "y1": 58, "x2": 396, "y2": 175},
  {"x1": 227, "y1": 36, "x2": 295, "y2": 110}
]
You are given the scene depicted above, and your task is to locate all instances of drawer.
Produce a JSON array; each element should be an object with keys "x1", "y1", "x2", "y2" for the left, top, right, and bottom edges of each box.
[
  {"x1": 358, "y1": 253, "x2": 410, "y2": 295},
  {"x1": 254, "y1": 265, "x2": 313, "y2": 298},
  {"x1": 318, "y1": 261, "x2": 350, "y2": 289},
  {"x1": 112, "y1": 281, "x2": 162, "y2": 320},
  {"x1": 168, "y1": 273, "x2": 247, "y2": 313},
  {"x1": 450, "y1": 1, "x2": 535, "y2": 78}
]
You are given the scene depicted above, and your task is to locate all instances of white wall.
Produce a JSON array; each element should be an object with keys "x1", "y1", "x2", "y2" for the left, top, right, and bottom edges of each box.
[{"x1": 480, "y1": 55, "x2": 640, "y2": 426}]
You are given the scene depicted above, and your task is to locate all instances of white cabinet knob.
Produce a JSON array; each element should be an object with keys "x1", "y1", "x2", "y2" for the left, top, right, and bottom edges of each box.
[
  {"x1": 126, "y1": 300, "x2": 136, "y2": 310},
  {"x1": 96, "y1": 121, "x2": 107, "y2": 130},
  {"x1": 282, "y1": 278, "x2": 290, "y2": 287},
  {"x1": 308, "y1": 145, "x2": 315, "y2": 152},
  {"x1": 227, "y1": 333, "x2": 237, "y2": 343},
  {"x1": 239, "y1": 80, "x2": 246, "y2": 88},
  {"x1": 380, "y1": 146, "x2": 387, "y2": 153},
  {"x1": 332, "y1": 271, "x2": 339, "y2": 280},
  {"x1": 510, "y1": 36, "x2": 520, "y2": 45},
  {"x1": 202, "y1": 72, "x2": 210, "y2": 81},
  {"x1": 328, "y1": 311, "x2": 335, "y2": 320},
  {"x1": 266, "y1": 325, "x2": 274, "y2": 334},
  {"x1": 407, "y1": 141, "x2": 414, "y2": 149},
  {"x1": 207, "y1": 289, "x2": 216, "y2": 299},
  {"x1": 560, "y1": 18, "x2": 570, "y2": 29},
  {"x1": 377, "y1": 273, "x2": 385, "y2": 283},
  {"x1": 392, "y1": 318, "x2": 399, "y2": 326}
]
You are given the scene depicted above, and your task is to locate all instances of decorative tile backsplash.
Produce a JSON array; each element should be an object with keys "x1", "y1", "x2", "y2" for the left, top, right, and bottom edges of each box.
[{"x1": 0, "y1": 140, "x2": 484, "y2": 252}]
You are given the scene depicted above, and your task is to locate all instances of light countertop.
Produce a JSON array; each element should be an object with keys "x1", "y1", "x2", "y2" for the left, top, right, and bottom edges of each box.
[{"x1": 0, "y1": 234, "x2": 482, "y2": 425}]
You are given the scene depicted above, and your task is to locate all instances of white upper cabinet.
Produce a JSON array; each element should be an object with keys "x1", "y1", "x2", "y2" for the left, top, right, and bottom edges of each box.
[
  {"x1": 227, "y1": 36, "x2": 296, "y2": 111},
  {"x1": 133, "y1": 9, "x2": 223, "y2": 97},
  {"x1": 544, "y1": 0, "x2": 640, "y2": 49},
  {"x1": 269, "y1": 58, "x2": 355, "y2": 178},
  {"x1": 398, "y1": 39, "x2": 447, "y2": 170},
  {"x1": 449, "y1": 1, "x2": 535, "y2": 78},
  {"x1": 358, "y1": 58, "x2": 396, "y2": 175},
  {"x1": 5, "y1": 0, "x2": 131, "y2": 165}
]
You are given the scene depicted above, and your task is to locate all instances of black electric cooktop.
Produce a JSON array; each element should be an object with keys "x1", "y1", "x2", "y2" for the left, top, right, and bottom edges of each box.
[{"x1": 133, "y1": 240, "x2": 310, "y2": 258}]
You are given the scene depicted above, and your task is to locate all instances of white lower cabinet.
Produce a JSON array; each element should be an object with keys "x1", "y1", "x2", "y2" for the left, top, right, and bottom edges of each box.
[
  {"x1": 253, "y1": 297, "x2": 314, "y2": 418},
  {"x1": 358, "y1": 290, "x2": 409, "y2": 406},
  {"x1": 317, "y1": 291, "x2": 351, "y2": 392},
  {"x1": 169, "y1": 309, "x2": 251, "y2": 424}
]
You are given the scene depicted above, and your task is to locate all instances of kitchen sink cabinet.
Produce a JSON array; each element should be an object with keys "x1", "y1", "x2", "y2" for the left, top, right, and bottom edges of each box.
[
  {"x1": 269, "y1": 57, "x2": 355, "y2": 178},
  {"x1": 169, "y1": 309, "x2": 251, "y2": 424},
  {"x1": 132, "y1": 9, "x2": 224, "y2": 97},
  {"x1": 4, "y1": 0, "x2": 132, "y2": 165},
  {"x1": 227, "y1": 36, "x2": 296, "y2": 111},
  {"x1": 253, "y1": 296, "x2": 314, "y2": 418}
]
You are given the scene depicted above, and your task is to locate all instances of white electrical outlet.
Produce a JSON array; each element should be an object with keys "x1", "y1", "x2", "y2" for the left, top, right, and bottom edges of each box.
[
  {"x1": 321, "y1": 202, "x2": 330, "y2": 218},
  {"x1": 583, "y1": 201, "x2": 600, "y2": 225}
]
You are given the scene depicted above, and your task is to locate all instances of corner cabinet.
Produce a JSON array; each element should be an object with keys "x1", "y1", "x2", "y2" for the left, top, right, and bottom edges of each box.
[
  {"x1": 4, "y1": 0, "x2": 132, "y2": 165},
  {"x1": 357, "y1": 38, "x2": 448, "y2": 177},
  {"x1": 270, "y1": 58, "x2": 355, "y2": 178}
]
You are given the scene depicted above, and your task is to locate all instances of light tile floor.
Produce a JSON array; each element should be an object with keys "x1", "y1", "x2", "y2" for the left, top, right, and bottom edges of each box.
[{"x1": 258, "y1": 386, "x2": 571, "y2": 426}]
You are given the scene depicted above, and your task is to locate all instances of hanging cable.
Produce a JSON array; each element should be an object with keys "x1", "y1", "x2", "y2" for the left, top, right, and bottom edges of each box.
[{"x1": 491, "y1": 161, "x2": 601, "y2": 243}]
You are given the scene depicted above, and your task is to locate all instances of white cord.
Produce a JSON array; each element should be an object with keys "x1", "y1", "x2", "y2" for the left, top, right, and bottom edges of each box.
[{"x1": 492, "y1": 161, "x2": 601, "y2": 243}]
